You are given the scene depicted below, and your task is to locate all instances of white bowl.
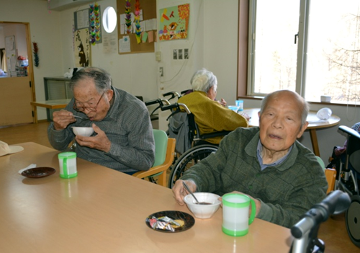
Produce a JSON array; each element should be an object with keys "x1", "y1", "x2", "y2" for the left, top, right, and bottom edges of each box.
[
  {"x1": 184, "y1": 192, "x2": 221, "y2": 219},
  {"x1": 72, "y1": 127, "x2": 94, "y2": 137}
]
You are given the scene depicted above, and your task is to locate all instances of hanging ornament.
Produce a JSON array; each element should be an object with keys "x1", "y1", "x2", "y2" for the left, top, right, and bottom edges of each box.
[
  {"x1": 33, "y1": 42, "x2": 39, "y2": 67},
  {"x1": 89, "y1": 3, "x2": 101, "y2": 45},
  {"x1": 125, "y1": 0, "x2": 132, "y2": 34},
  {"x1": 134, "y1": 0, "x2": 141, "y2": 43}
]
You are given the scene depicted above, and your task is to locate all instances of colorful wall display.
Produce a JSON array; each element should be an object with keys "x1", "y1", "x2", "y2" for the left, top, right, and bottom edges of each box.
[
  {"x1": 89, "y1": 3, "x2": 102, "y2": 45},
  {"x1": 158, "y1": 4, "x2": 190, "y2": 41}
]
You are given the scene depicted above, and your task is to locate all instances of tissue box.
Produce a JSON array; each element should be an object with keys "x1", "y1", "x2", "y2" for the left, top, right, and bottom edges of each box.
[{"x1": 321, "y1": 96, "x2": 331, "y2": 103}]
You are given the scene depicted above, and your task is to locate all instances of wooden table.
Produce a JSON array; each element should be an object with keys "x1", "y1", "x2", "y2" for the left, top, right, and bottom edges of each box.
[
  {"x1": 30, "y1": 99, "x2": 71, "y2": 123},
  {"x1": 243, "y1": 108, "x2": 341, "y2": 157},
  {"x1": 0, "y1": 142, "x2": 292, "y2": 253}
]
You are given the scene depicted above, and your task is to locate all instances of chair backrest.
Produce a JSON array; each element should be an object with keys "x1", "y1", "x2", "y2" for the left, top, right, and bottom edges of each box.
[
  {"x1": 316, "y1": 156, "x2": 336, "y2": 194},
  {"x1": 346, "y1": 130, "x2": 360, "y2": 174},
  {"x1": 316, "y1": 156, "x2": 325, "y2": 168},
  {"x1": 168, "y1": 111, "x2": 192, "y2": 154},
  {"x1": 153, "y1": 129, "x2": 168, "y2": 167}
]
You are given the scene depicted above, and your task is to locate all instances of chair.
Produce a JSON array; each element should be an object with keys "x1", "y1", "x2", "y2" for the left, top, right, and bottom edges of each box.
[
  {"x1": 316, "y1": 156, "x2": 336, "y2": 194},
  {"x1": 335, "y1": 125, "x2": 360, "y2": 248},
  {"x1": 132, "y1": 129, "x2": 176, "y2": 187}
]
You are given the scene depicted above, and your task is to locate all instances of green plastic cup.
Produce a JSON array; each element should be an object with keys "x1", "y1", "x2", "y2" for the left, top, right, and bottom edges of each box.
[
  {"x1": 58, "y1": 152, "x2": 77, "y2": 179},
  {"x1": 222, "y1": 193, "x2": 256, "y2": 237}
]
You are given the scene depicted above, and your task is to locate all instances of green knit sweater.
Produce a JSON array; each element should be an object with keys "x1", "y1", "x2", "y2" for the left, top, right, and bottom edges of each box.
[{"x1": 181, "y1": 127, "x2": 328, "y2": 228}]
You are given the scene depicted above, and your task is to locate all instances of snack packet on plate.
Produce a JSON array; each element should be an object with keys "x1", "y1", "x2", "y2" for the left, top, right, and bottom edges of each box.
[{"x1": 147, "y1": 216, "x2": 181, "y2": 232}]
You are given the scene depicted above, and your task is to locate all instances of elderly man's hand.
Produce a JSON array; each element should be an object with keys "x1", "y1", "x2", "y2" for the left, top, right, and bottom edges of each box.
[
  {"x1": 75, "y1": 123, "x2": 111, "y2": 153},
  {"x1": 172, "y1": 179, "x2": 197, "y2": 206},
  {"x1": 52, "y1": 110, "x2": 76, "y2": 130}
]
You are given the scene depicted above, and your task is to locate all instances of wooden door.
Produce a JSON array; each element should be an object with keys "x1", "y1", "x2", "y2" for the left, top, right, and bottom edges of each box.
[
  {"x1": 0, "y1": 77, "x2": 33, "y2": 126},
  {"x1": 0, "y1": 22, "x2": 35, "y2": 127}
]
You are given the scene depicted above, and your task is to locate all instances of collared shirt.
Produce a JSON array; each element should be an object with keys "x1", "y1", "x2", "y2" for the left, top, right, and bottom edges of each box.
[
  {"x1": 181, "y1": 127, "x2": 327, "y2": 228},
  {"x1": 256, "y1": 140, "x2": 293, "y2": 171}
]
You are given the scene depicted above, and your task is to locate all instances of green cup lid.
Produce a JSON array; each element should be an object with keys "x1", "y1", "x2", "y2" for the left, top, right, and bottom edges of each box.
[{"x1": 58, "y1": 152, "x2": 76, "y2": 159}]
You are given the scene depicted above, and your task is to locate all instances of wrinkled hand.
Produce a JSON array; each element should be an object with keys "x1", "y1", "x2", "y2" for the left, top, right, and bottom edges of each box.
[
  {"x1": 216, "y1": 98, "x2": 227, "y2": 107},
  {"x1": 219, "y1": 98, "x2": 227, "y2": 107},
  {"x1": 53, "y1": 110, "x2": 76, "y2": 130},
  {"x1": 172, "y1": 179, "x2": 197, "y2": 206},
  {"x1": 75, "y1": 123, "x2": 111, "y2": 153}
]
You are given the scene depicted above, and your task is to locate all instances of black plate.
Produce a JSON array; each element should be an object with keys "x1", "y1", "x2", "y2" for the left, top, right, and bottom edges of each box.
[
  {"x1": 21, "y1": 167, "x2": 56, "y2": 178},
  {"x1": 145, "y1": 210, "x2": 195, "y2": 233}
]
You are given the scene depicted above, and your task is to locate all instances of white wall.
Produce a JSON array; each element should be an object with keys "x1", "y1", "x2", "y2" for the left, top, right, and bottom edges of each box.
[{"x1": 1, "y1": 0, "x2": 359, "y2": 163}]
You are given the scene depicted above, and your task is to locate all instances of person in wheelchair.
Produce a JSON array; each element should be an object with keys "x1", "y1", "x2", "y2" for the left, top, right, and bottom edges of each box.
[
  {"x1": 176, "y1": 68, "x2": 249, "y2": 145},
  {"x1": 172, "y1": 90, "x2": 328, "y2": 228}
]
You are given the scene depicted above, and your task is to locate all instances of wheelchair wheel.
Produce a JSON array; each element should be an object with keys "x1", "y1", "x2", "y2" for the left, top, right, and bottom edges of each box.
[
  {"x1": 345, "y1": 194, "x2": 360, "y2": 248},
  {"x1": 168, "y1": 144, "x2": 218, "y2": 188}
]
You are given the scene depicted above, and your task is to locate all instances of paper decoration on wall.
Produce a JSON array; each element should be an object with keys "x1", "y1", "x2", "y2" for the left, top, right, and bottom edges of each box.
[
  {"x1": 89, "y1": 3, "x2": 102, "y2": 45},
  {"x1": 159, "y1": 4, "x2": 190, "y2": 41},
  {"x1": 134, "y1": 0, "x2": 141, "y2": 43},
  {"x1": 33, "y1": 42, "x2": 39, "y2": 67},
  {"x1": 74, "y1": 29, "x2": 90, "y2": 67},
  {"x1": 125, "y1": 0, "x2": 132, "y2": 34}
]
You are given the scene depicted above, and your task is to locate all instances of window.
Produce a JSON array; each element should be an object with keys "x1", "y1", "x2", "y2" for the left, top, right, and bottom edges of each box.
[{"x1": 243, "y1": 0, "x2": 360, "y2": 103}]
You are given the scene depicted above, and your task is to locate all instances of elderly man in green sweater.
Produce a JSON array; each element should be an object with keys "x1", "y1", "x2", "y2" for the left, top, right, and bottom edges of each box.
[{"x1": 172, "y1": 90, "x2": 327, "y2": 228}]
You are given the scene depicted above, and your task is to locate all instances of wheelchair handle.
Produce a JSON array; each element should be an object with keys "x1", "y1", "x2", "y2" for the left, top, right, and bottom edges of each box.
[
  {"x1": 161, "y1": 103, "x2": 191, "y2": 114},
  {"x1": 291, "y1": 190, "x2": 351, "y2": 239},
  {"x1": 339, "y1": 125, "x2": 360, "y2": 139},
  {"x1": 145, "y1": 98, "x2": 170, "y2": 107},
  {"x1": 162, "y1": 91, "x2": 180, "y2": 100},
  {"x1": 145, "y1": 98, "x2": 162, "y2": 106}
]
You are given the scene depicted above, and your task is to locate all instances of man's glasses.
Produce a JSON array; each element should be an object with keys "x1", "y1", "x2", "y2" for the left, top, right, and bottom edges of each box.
[{"x1": 73, "y1": 92, "x2": 105, "y2": 112}]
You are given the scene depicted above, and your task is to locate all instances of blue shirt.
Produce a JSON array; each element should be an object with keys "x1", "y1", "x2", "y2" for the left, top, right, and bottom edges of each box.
[{"x1": 256, "y1": 140, "x2": 292, "y2": 171}]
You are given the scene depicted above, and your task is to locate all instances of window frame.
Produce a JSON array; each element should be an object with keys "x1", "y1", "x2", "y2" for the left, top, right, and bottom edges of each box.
[
  {"x1": 240, "y1": 0, "x2": 311, "y2": 98},
  {"x1": 238, "y1": 0, "x2": 360, "y2": 106}
]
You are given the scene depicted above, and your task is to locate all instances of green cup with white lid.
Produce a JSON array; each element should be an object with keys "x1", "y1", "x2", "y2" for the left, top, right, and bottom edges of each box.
[
  {"x1": 222, "y1": 193, "x2": 256, "y2": 237},
  {"x1": 58, "y1": 152, "x2": 77, "y2": 178}
]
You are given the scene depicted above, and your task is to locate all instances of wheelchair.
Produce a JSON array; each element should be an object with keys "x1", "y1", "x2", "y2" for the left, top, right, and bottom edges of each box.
[
  {"x1": 145, "y1": 91, "x2": 231, "y2": 188},
  {"x1": 161, "y1": 102, "x2": 230, "y2": 188},
  {"x1": 333, "y1": 125, "x2": 360, "y2": 247}
]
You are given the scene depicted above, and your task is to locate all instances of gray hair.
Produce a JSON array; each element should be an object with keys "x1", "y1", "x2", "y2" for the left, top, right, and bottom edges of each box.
[
  {"x1": 259, "y1": 90, "x2": 309, "y2": 125},
  {"x1": 70, "y1": 67, "x2": 112, "y2": 94},
  {"x1": 190, "y1": 68, "x2": 217, "y2": 93}
]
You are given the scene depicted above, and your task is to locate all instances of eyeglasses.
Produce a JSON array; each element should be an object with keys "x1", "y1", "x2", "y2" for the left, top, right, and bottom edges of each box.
[{"x1": 73, "y1": 92, "x2": 105, "y2": 112}]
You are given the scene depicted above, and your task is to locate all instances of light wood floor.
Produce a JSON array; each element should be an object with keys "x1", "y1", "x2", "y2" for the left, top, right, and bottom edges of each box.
[{"x1": 0, "y1": 122, "x2": 359, "y2": 252}]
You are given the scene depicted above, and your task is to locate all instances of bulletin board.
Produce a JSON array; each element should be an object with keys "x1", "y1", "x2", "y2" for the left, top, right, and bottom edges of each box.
[{"x1": 117, "y1": 0, "x2": 156, "y2": 54}]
